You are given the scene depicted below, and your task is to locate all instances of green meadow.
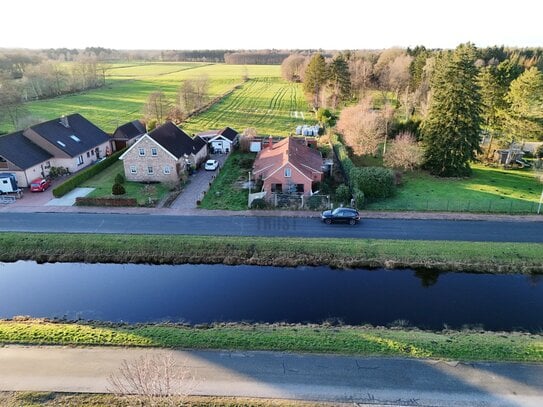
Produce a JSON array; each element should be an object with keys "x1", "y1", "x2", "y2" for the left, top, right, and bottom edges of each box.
[{"x1": 3, "y1": 62, "x2": 305, "y2": 135}]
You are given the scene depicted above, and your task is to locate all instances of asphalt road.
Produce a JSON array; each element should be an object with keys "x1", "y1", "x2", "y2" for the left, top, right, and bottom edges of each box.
[
  {"x1": 0, "y1": 212, "x2": 542, "y2": 242},
  {"x1": 0, "y1": 346, "x2": 541, "y2": 406}
]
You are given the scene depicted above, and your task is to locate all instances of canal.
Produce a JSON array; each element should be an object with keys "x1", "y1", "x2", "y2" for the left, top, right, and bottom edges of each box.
[{"x1": 0, "y1": 261, "x2": 541, "y2": 331}]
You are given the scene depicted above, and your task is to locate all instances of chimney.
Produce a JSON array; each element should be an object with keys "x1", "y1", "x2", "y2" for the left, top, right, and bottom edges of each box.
[{"x1": 60, "y1": 115, "x2": 69, "y2": 128}]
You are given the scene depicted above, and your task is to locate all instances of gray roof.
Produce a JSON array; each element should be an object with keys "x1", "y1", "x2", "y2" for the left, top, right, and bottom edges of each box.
[
  {"x1": 0, "y1": 131, "x2": 53, "y2": 170},
  {"x1": 29, "y1": 113, "x2": 110, "y2": 158},
  {"x1": 113, "y1": 120, "x2": 146, "y2": 140},
  {"x1": 149, "y1": 122, "x2": 206, "y2": 159}
]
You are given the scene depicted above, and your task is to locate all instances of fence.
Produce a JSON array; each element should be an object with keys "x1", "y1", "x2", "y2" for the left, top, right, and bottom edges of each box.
[
  {"x1": 365, "y1": 198, "x2": 542, "y2": 214},
  {"x1": 270, "y1": 193, "x2": 330, "y2": 210}
]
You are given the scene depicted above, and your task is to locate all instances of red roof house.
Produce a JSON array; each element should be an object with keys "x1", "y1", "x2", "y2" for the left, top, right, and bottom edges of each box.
[{"x1": 253, "y1": 137, "x2": 323, "y2": 196}]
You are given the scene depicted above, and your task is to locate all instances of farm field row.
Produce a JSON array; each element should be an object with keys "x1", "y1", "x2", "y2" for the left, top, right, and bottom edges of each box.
[
  {"x1": 182, "y1": 76, "x2": 308, "y2": 136},
  {"x1": 2, "y1": 63, "x2": 288, "y2": 135}
]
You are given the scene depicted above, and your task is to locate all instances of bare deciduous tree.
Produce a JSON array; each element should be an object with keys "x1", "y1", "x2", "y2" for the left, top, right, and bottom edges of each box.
[
  {"x1": 144, "y1": 91, "x2": 170, "y2": 124},
  {"x1": 178, "y1": 75, "x2": 209, "y2": 113},
  {"x1": 349, "y1": 58, "x2": 374, "y2": 98},
  {"x1": 281, "y1": 54, "x2": 308, "y2": 82},
  {"x1": 240, "y1": 127, "x2": 257, "y2": 152},
  {"x1": 108, "y1": 353, "x2": 194, "y2": 407},
  {"x1": 383, "y1": 132, "x2": 424, "y2": 171},
  {"x1": 337, "y1": 99, "x2": 383, "y2": 156}
]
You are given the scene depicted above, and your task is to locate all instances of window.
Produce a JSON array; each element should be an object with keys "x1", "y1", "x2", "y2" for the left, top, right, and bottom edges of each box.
[
  {"x1": 271, "y1": 183, "x2": 283, "y2": 193},
  {"x1": 151, "y1": 148, "x2": 158, "y2": 156},
  {"x1": 0, "y1": 156, "x2": 7, "y2": 169},
  {"x1": 86, "y1": 151, "x2": 90, "y2": 158},
  {"x1": 139, "y1": 148, "x2": 145, "y2": 156},
  {"x1": 163, "y1": 166, "x2": 171, "y2": 174},
  {"x1": 57, "y1": 141, "x2": 66, "y2": 148},
  {"x1": 70, "y1": 135, "x2": 81, "y2": 142},
  {"x1": 147, "y1": 166, "x2": 154, "y2": 175},
  {"x1": 77, "y1": 155, "x2": 84, "y2": 165},
  {"x1": 130, "y1": 166, "x2": 137, "y2": 174},
  {"x1": 91, "y1": 149, "x2": 95, "y2": 156},
  {"x1": 284, "y1": 167, "x2": 291, "y2": 177}
]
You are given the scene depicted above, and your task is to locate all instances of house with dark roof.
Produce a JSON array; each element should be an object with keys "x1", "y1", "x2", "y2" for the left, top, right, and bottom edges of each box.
[
  {"x1": 0, "y1": 114, "x2": 111, "y2": 187},
  {"x1": 0, "y1": 131, "x2": 53, "y2": 187},
  {"x1": 197, "y1": 126, "x2": 239, "y2": 153},
  {"x1": 111, "y1": 120, "x2": 146, "y2": 151},
  {"x1": 119, "y1": 122, "x2": 208, "y2": 183},
  {"x1": 252, "y1": 137, "x2": 323, "y2": 197}
]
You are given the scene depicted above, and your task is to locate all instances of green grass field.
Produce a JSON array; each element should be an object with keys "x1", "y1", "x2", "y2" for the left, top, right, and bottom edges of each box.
[
  {"x1": 181, "y1": 77, "x2": 308, "y2": 136},
  {"x1": 1, "y1": 63, "x2": 294, "y2": 135},
  {"x1": 366, "y1": 164, "x2": 543, "y2": 213}
]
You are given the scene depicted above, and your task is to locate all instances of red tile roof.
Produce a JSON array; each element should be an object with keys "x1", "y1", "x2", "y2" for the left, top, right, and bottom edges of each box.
[{"x1": 253, "y1": 137, "x2": 323, "y2": 180}]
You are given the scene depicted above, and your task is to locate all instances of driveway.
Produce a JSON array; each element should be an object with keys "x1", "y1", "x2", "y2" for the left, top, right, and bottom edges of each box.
[{"x1": 170, "y1": 153, "x2": 228, "y2": 210}]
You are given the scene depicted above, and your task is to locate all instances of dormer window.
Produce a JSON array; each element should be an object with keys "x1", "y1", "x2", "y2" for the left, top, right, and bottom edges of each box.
[{"x1": 284, "y1": 167, "x2": 291, "y2": 177}]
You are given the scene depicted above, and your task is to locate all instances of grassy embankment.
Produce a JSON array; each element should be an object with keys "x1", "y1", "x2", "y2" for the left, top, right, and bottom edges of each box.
[
  {"x1": 1, "y1": 392, "x2": 333, "y2": 407},
  {"x1": 0, "y1": 320, "x2": 542, "y2": 363},
  {"x1": 0, "y1": 232, "x2": 542, "y2": 273}
]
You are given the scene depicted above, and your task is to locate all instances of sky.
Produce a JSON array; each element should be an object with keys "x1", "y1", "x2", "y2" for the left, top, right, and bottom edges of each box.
[{"x1": 1, "y1": 0, "x2": 541, "y2": 50}]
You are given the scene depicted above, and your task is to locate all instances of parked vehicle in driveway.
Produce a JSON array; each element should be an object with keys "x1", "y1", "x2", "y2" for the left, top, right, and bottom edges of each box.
[
  {"x1": 0, "y1": 173, "x2": 21, "y2": 195},
  {"x1": 204, "y1": 159, "x2": 219, "y2": 171},
  {"x1": 30, "y1": 177, "x2": 51, "y2": 192},
  {"x1": 321, "y1": 207, "x2": 360, "y2": 225}
]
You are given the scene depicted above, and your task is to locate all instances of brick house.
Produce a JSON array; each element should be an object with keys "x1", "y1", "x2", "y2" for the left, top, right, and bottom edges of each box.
[
  {"x1": 119, "y1": 122, "x2": 207, "y2": 183},
  {"x1": 252, "y1": 137, "x2": 324, "y2": 197},
  {"x1": 0, "y1": 114, "x2": 111, "y2": 187}
]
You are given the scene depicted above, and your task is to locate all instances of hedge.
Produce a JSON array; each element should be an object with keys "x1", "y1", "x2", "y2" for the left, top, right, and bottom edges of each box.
[
  {"x1": 75, "y1": 197, "x2": 137, "y2": 207},
  {"x1": 52, "y1": 149, "x2": 126, "y2": 198},
  {"x1": 350, "y1": 166, "x2": 396, "y2": 200},
  {"x1": 330, "y1": 134, "x2": 365, "y2": 208}
]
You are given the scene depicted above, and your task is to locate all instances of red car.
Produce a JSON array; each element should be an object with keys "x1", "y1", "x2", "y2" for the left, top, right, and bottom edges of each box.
[{"x1": 30, "y1": 178, "x2": 51, "y2": 192}]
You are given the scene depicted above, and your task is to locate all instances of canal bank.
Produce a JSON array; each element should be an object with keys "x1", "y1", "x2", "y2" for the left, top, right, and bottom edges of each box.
[{"x1": 0, "y1": 232, "x2": 542, "y2": 273}]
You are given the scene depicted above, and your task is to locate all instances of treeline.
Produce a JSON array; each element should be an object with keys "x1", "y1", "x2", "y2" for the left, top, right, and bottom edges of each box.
[
  {"x1": 294, "y1": 44, "x2": 543, "y2": 180},
  {"x1": 224, "y1": 51, "x2": 291, "y2": 65}
]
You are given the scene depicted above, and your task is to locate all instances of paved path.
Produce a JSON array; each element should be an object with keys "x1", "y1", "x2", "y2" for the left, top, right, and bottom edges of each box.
[
  {"x1": 170, "y1": 154, "x2": 227, "y2": 210},
  {"x1": 0, "y1": 212, "x2": 542, "y2": 242},
  {"x1": 45, "y1": 187, "x2": 94, "y2": 206},
  {"x1": 0, "y1": 346, "x2": 541, "y2": 406}
]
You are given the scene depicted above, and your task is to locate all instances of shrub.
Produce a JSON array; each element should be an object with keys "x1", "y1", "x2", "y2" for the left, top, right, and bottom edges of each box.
[
  {"x1": 352, "y1": 188, "x2": 365, "y2": 209},
  {"x1": 250, "y1": 198, "x2": 267, "y2": 209},
  {"x1": 52, "y1": 149, "x2": 125, "y2": 198},
  {"x1": 536, "y1": 145, "x2": 543, "y2": 158},
  {"x1": 112, "y1": 183, "x2": 126, "y2": 195},
  {"x1": 239, "y1": 157, "x2": 254, "y2": 169},
  {"x1": 114, "y1": 173, "x2": 125, "y2": 184},
  {"x1": 335, "y1": 184, "x2": 351, "y2": 204},
  {"x1": 350, "y1": 166, "x2": 395, "y2": 200},
  {"x1": 306, "y1": 195, "x2": 327, "y2": 210}
]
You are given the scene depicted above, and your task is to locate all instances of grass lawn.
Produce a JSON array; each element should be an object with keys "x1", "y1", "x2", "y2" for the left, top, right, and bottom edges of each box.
[
  {"x1": 366, "y1": 163, "x2": 543, "y2": 213},
  {"x1": 0, "y1": 320, "x2": 542, "y2": 363},
  {"x1": 181, "y1": 77, "x2": 308, "y2": 136},
  {"x1": 80, "y1": 161, "x2": 171, "y2": 206},
  {"x1": 199, "y1": 151, "x2": 256, "y2": 210}
]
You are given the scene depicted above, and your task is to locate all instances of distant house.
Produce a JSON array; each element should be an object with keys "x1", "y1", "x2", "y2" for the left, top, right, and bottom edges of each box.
[
  {"x1": 197, "y1": 127, "x2": 239, "y2": 153},
  {"x1": 0, "y1": 114, "x2": 111, "y2": 187},
  {"x1": 111, "y1": 120, "x2": 146, "y2": 151},
  {"x1": 119, "y1": 122, "x2": 208, "y2": 183},
  {"x1": 252, "y1": 137, "x2": 323, "y2": 197}
]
